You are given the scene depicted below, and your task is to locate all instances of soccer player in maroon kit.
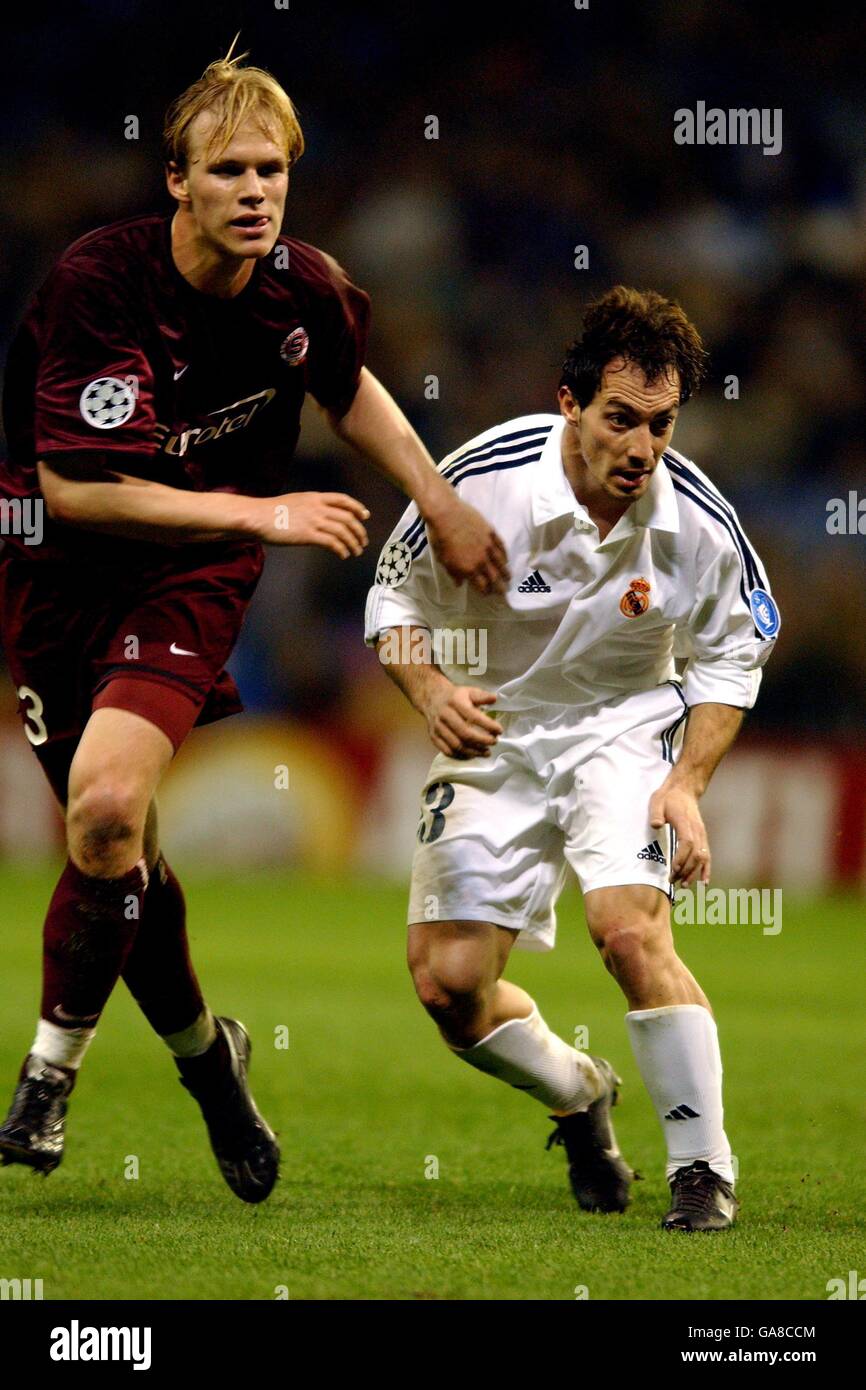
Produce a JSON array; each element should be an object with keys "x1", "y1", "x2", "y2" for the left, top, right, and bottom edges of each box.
[{"x1": 0, "y1": 52, "x2": 509, "y2": 1202}]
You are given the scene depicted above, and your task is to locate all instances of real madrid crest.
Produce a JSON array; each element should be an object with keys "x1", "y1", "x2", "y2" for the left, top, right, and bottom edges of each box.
[{"x1": 619, "y1": 576, "x2": 651, "y2": 618}]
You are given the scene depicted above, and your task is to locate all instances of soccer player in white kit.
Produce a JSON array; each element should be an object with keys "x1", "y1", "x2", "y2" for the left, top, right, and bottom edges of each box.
[{"x1": 365, "y1": 287, "x2": 780, "y2": 1231}]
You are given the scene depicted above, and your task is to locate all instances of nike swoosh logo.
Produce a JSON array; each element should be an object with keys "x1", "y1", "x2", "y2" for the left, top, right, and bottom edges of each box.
[
  {"x1": 173, "y1": 365, "x2": 189, "y2": 380},
  {"x1": 169, "y1": 642, "x2": 198, "y2": 656}
]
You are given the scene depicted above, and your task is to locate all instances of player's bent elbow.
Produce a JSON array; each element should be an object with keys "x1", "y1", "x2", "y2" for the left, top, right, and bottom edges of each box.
[
  {"x1": 39, "y1": 483, "x2": 72, "y2": 524},
  {"x1": 37, "y1": 463, "x2": 87, "y2": 526},
  {"x1": 37, "y1": 462, "x2": 67, "y2": 520},
  {"x1": 42, "y1": 486, "x2": 82, "y2": 527}
]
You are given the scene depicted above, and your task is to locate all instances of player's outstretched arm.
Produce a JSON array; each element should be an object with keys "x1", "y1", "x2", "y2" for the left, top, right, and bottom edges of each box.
[
  {"x1": 648, "y1": 702, "x2": 745, "y2": 887},
  {"x1": 37, "y1": 458, "x2": 369, "y2": 557},
  {"x1": 325, "y1": 368, "x2": 510, "y2": 595},
  {"x1": 376, "y1": 625, "x2": 503, "y2": 759}
]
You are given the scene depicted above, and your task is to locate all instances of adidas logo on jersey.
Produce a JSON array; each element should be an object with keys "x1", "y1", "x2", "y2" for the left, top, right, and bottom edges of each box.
[
  {"x1": 637, "y1": 839, "x2": 667, "y2": 864},
  {"x1": 517, "y1": 569, "x2": 551, "y2": 593},
  {"x1": 664, "y1": 1104, "x2": 701, "y2": 1121}
]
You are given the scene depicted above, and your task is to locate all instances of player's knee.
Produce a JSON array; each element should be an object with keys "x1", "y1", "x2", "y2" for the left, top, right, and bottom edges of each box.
[
  {"x1": 594, "y1": 918, "x2": 655, "y2": 977},
  {"x1": 410, "y1": 958, "x2": 487, "y2": 1022},
  {"x1": 411, "y1": 966, "x2": 451, "y2": 1018},
  {"x1": 67, "y1": 780, "x2": 144, "y2": 871}
]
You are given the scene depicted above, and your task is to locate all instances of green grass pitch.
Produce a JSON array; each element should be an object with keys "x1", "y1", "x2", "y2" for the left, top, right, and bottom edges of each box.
[{"x1": 0, "y1": 864, "x2": 862, "y2": 1301}]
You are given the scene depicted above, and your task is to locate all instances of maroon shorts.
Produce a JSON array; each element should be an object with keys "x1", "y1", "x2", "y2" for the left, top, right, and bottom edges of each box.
[{"x1": 0, "y1": 542, "x2": 265, "y2": 803}]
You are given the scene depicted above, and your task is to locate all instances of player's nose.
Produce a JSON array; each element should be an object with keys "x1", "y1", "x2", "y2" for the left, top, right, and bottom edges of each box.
[
  {"x1": 239, "y1": 174, "x2": 265, "y2": 203},
  {"x1": 628, "y1": 425, "x2": 654, "y2": 464}
]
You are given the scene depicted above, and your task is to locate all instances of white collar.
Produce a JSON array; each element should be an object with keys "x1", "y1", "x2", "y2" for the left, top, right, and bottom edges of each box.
[{"x1": 531, "y1": 418, "x2": 582, "y2": 526}]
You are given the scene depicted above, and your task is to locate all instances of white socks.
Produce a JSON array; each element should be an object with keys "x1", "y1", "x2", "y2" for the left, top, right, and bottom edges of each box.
[
  {"x1": 28, "y1": 1007, "x2": 217, "y2": 1075},
  {"x1": 30, "y1": 1006, "x2": 218, "y2": 1067},
  {"x1": 163, "y1": 1007, "x2": 217, "y2": 1058},
  {"x1": 32, "y1": 1018, "x2": 96, "y2": 1072},
  {"x1": 626, "y1": 1003, "x2": 734, "y2": 1184},
  {"x1": 451, "y1": 1003, "x2": 603, "y2": 1114}
]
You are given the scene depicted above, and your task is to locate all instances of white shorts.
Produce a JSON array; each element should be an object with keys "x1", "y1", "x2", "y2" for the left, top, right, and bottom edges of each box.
[{"x1": 408, "y1": 681, "x2": 688, "y2": 952}]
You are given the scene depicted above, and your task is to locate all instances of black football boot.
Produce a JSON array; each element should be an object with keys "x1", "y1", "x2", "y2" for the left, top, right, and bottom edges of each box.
[
  {"x1": 545, "y1": 1055, "x2": 636, "y2": 1212},
  {"x1": 662, "y1": 1160, "x2": 739, "y2": 1231},
  {"x1": 176, "y1": 1017, "x2": 280, "y2": 1204},
  {"x1": 0, "y1": 1056, "x2": 75, "y2": 1174}
]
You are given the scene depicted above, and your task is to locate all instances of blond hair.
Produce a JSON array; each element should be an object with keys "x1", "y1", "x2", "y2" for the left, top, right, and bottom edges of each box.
[{"x1": 163, "y1": 37, "x2": 304, "y2": 171}]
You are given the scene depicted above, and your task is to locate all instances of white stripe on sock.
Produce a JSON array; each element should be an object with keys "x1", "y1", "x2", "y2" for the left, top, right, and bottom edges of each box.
[
  {"x1": 32, "y1": 1018, "x2": 96, "y2": 1071},
  {"x1": 163, "y1": 1007, "x2": 217, "y2": 1058}
]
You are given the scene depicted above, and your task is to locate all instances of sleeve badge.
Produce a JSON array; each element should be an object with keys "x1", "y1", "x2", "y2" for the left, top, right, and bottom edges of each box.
[
  {"x1": 79, "y1": 376, "x2": 136, "y2": 429},
  {"x1": 376, "y1": 539, "x2": 413, "y2": 588}
]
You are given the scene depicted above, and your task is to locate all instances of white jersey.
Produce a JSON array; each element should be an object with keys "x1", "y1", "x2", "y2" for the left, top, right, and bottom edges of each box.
[{"x1": 364, "y1": 413, "x2": 779, "y2": 712}]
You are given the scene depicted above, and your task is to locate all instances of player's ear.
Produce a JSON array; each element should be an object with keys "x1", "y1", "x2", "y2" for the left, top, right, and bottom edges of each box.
[
  {"x1": 165, "y1": 161, "x2": 190, "y2": 206},
  {"x1": 557, "y1": 385, "x2": 580, "y2": 425}
]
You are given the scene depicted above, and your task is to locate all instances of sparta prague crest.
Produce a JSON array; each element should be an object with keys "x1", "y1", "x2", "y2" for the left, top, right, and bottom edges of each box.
[
  {"x1": 619, "y1": 576, "x2": 651, "y2": 618},
  {"x1": 280, "y1": 327, "x2": 309, "y2": 365}
]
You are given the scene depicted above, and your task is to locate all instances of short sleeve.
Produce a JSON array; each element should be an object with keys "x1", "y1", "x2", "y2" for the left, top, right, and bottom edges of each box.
[
  {"x1": 364, "y1": 501, "x2": 439, "y2": 644},
  {"x1": 304, "y1": 253, "x2": 370, "y2": 417},
  {"x1": 679, "y1": 540, "x2": 780, "y2": 709},
  {"x1": 33, "y1": 260, "x2": 157, "y2": 460}
]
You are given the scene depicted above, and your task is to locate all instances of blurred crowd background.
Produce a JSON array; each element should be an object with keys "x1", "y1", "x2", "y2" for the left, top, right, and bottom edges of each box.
[{"x1": 2, "y1": 0, "x2": 864, "y2": 737}]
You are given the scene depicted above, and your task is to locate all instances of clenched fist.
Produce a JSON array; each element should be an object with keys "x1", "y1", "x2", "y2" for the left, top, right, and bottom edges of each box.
[{"x1": 422, "y1": 684, "x2": 504, "y2": 759}]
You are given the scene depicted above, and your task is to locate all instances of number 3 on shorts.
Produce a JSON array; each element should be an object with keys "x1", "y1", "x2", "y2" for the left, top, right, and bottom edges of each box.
[
  {"x1": 417, "y1": 781, "x2": 455, "y2": 844},
  {"x1": 17, "y1": 685, "x2": 48, "y2": 746}
]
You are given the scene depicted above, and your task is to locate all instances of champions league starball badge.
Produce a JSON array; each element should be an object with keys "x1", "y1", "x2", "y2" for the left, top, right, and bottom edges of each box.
[
  {"x1": 376, "y1": 539, "x2": 412, "y2": 588},
  {"x1": 79, "y1": 377, "x2": 137, "y2": 429}
]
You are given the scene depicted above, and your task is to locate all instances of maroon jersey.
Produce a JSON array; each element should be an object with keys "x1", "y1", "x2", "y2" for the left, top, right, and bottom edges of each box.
[{"x1": 0, "y1": 213, "x2": 370, "y2": 566}]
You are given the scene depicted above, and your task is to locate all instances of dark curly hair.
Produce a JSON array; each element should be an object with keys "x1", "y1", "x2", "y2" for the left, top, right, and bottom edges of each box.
[{"x1": 560, "y1": 286, "x2": 709, "y2": 407}]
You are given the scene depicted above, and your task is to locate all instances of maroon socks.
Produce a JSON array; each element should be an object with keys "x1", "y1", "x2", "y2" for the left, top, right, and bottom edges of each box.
[
  {"x1": 121, "y1": 855, "x2": 206, "y2": 1038},
  {"x1": 34, "y1": 852, "x2": 210, "y2": 1074},
  {"x1": 41, "y1": 856, "x2": 149, "y2": 1028}
]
